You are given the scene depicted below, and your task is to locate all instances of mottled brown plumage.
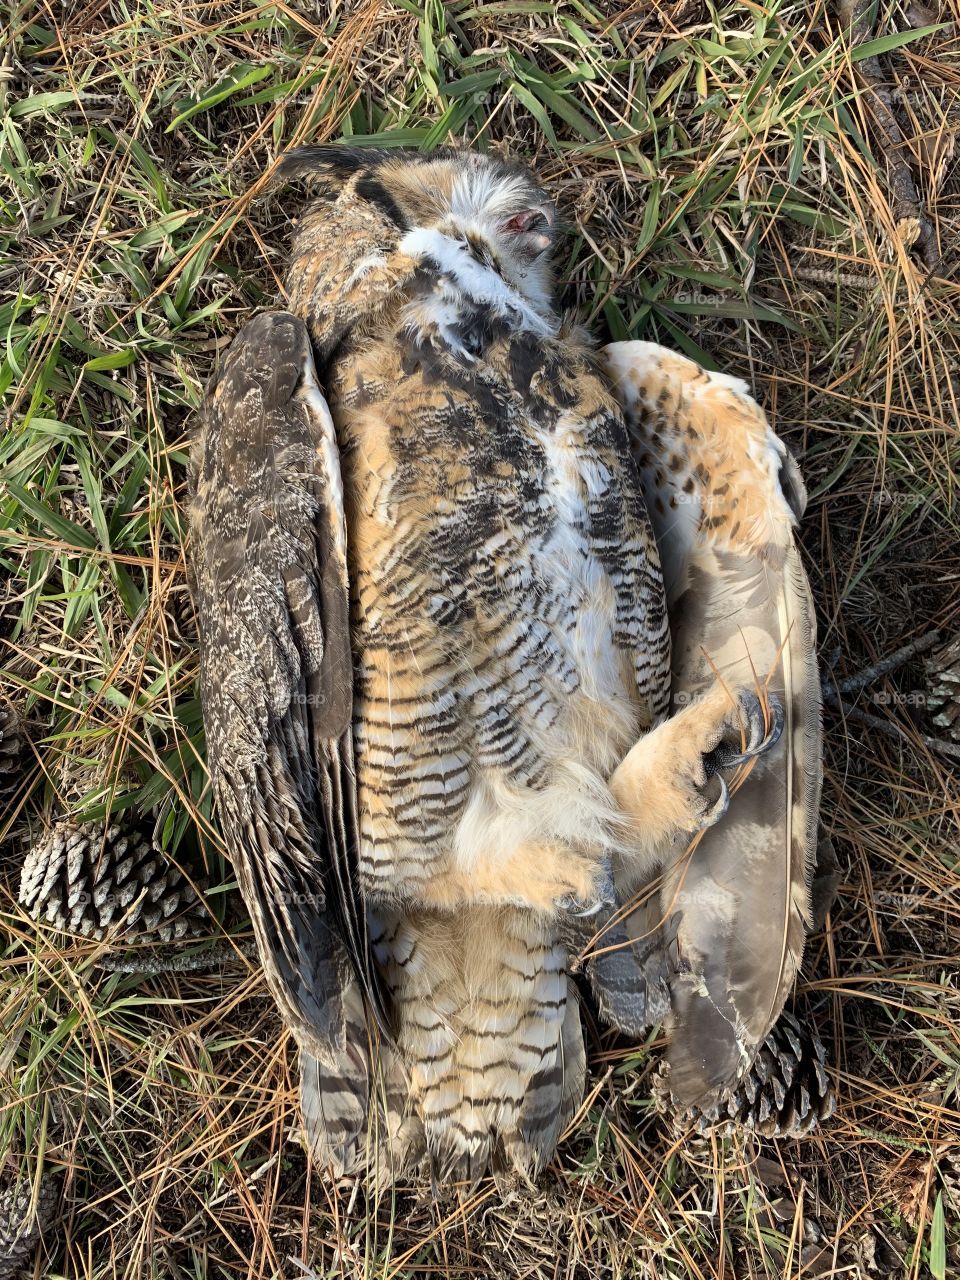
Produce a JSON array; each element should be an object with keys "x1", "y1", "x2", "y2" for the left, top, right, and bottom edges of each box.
[
  {"x1": 602, "y1": 342, "x2": 822, "y2": 1107},
  {"x1": 189, "y1": 146, "x2": 814, "y2": 1183}
]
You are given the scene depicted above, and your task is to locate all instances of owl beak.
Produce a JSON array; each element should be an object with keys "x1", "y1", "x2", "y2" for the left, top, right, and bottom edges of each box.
[{"x1": 501, "y1": 206, "x2": 554, "y2": 255}]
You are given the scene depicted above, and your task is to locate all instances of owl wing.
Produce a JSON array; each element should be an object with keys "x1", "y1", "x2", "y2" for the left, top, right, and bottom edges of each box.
[
  {"x1": 600, "y1": 341, "x2": 822, "y2": 1107},
  {"x1": 190, "y1": 311, "x2": 388, "y2": 1170}
]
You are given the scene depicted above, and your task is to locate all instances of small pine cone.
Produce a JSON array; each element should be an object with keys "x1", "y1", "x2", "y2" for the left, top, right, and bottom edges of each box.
[
  {"x1": 19, "y1": 818, "x2": 207, "y2": 943},
  {"x1": 164, "y1": 585, "x2": 197, "y2": 651},
  {"x1": 0, "y1": 1174, "x2": 58, "y2": 1279},
  {"x1": 657, "y1": 1011, "x2": 836, "y2": 1139},
  {"x1": 939, "y1": 1151, "x2": 960, "y2": 1213},
  {"x1": 924, "y1": 634, "x2": 960, "y2": 742},
  {"x1": 0, "y1": 703, "x2": 25, "y2": 805}
]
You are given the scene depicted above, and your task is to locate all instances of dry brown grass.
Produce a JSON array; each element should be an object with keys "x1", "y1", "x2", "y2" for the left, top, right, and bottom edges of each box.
[{"x1": 1, "y1": 1, "x2": 959, "y2": 1276}]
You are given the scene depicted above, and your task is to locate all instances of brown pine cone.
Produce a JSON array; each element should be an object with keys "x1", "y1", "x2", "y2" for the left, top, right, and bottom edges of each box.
[
  {"x1": 0, "y1": 1173, "x2": 58, "y2": 1280},
  {"x1": 0, "y1": 703, "x2": 25, "y2": 807},
  {"x1": 655, "y1": 1010, "x2": 836, "y2": 1138},
  {"x1": 19, "y1": 818, "x2": 207, "y2": 943},
  {"x1": 924, "y1": 634, "x2": 960, "y2": 742}
]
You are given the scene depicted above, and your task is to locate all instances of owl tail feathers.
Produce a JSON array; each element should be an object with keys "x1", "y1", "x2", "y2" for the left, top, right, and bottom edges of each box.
[
  {"x1": 300, "y1": 1050, "x2": 423, "y2": 1186},
  {"x1": 499, "y1": 976, "x2": 587, "y2": 1185},
  {"x1": 563, "y1": 900, "x2": 671, "y2": 1039},
  {"x1": 411, "y1": 911, "x2": 584, "y2": 1190},
  {"x1": 298, "y1": 1041, "x2": 369, "y2": 1176},
  {"x1": 298, "y1": 988, "x2": 421, "y2": 1183}
]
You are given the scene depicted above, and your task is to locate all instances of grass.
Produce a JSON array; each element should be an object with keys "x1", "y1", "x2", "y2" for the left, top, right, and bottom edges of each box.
[{"x1": 1, "y1": 0, "x2": 959, "y2": 1275}]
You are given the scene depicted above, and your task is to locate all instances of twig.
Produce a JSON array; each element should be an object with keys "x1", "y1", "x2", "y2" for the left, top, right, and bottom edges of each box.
[
  {"x1": 95, "y1": 938, "x2": 258, "y2": 975},
  {"x1": 824, "y1": 631, "x2": 942, "y2": 696},
  {"x1": 835, "y1": 0, "x2": 939, "y2": 269},
  {"x1": 795, "y1": 266, "x2": 878, "y2": 291},
  {"x1": 823, "y1": 689, "x2": 960, "y2": 760}
]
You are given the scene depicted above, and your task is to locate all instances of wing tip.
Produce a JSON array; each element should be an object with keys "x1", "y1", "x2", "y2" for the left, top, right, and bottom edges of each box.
[{"x1": 274, "y1": 144, "x2": 401, "y2": 185}]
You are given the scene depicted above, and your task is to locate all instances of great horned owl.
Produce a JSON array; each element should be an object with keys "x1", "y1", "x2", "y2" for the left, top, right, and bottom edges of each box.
[{"x1": 189, "y1": 146, "x2": 821, "y2": 1184}]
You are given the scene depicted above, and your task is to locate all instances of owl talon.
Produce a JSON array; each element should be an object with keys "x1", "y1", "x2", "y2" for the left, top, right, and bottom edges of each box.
[
  {"x1": 558, "y1": 866, "x2": 616, "y2": 918},
  {"x1": 567, "y1": 897, "x2": 605, "y2": 918},
  {"x1": 694, "y1": 773, "x2": 729, "y2": 831},
  {"x1": 703, "y1": 693, "x2": 784, "y2": 777}
]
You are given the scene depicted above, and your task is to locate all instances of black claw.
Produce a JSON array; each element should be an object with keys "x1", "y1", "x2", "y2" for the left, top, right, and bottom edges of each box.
[
  {"x1": 696, "y1": 773, "x2": 729, "y2": 829},
  {"x1": 727, "y1": 694, "x2": 784, "y2": 766},
  {"x1": 703, "y1": 694, "x2": 784, "y2": 776},
  {"x1": 558, "y1": 865, "x2": 615, "y2": 919}
]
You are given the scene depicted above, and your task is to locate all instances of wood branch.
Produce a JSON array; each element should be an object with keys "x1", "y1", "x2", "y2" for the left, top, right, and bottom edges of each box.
[
  {"x1": 96, "y1": 939, "x2": 258, "y2": 975},
  {"x1": 835, "y1": 0, "x2": 938, "y2": 269},
  {"x1": 822, "y1": 688, "x2": 960, "y2": 760},
  {"x1": 827, "y1": 631, "x2": 943, "y2": 696}
]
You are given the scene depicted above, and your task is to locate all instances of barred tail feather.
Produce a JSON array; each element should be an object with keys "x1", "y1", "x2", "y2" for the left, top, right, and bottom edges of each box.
[
  {"x1": 557, "y1": 979, "x2": 587, "y2": 1136},
  {"x1": 377, "y1": 906, "x2": 583, "y2": 1184},
  {"x1": 299, "y1": 981, "x2": 419, "y2": 1182},
  {"x1": 564, "y1": 902, "x2": 670, "y2": 1039},
  {"x1": 299, "y1": 1041, "x2": 369, "y2": 1176}
]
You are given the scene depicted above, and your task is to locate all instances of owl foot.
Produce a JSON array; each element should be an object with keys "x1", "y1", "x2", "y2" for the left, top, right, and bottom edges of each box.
[
  {"x1": 415, "y1": 844, "x2": 613, "y2": 918},
  {"x1": 609, "y1": 684, "x2": 784, "y2": 862},
  {"x1": 703, "y1": 691, "x2": 784, "y2": 776},
  {"x1": 694, "y1": 773, "x2": 729, "y2": 831},
  {"x1": 691, "y1": 691, "x2": 782, "y2": 832},
  {"x1": 557, "y1": 863, "x2": 615, "y2": 918}
]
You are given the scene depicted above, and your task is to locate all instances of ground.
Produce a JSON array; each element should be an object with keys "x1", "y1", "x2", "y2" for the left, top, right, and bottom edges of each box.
[{"x1": 1, "y1": 1, "x2": 959, "y2": 1277}]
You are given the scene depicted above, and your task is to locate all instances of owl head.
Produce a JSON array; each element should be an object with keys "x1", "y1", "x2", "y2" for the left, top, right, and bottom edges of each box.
[{"x1": 277, "y1": 146, "x2": 557, "y2": 314}]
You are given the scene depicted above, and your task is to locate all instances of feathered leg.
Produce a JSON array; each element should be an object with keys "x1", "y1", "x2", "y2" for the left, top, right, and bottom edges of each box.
[{"x1": 609, "y1": 681, "x2": 783, "y2": 871}]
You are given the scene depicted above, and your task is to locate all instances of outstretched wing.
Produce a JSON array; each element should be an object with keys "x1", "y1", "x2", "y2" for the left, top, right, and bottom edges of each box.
[
  {"x1": 190, "y1": 311, "x2": 387, "y2": 1169},
  {"x1": 601, "y1": 341, "x2": 822, "y2": 1107}
]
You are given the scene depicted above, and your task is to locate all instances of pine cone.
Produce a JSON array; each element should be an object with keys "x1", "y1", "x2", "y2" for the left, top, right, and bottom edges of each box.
[
  {"x1": 0, "y1": 1174, "x2": 57, "y2": 1280},
  {"x1": 0, "y1": 703, "x2": 25, "y2": 807},
  {"x1": 939, "y1": 1151, "x2": 960, "y2": 1213},
  {"x1": 924, "y1": 634, "x2": 960, "y2": 742},
  {"x1": 19, "y1": 818, "x2": 207, "y2": 943},
  {"x1": 164, "y1": 585, "x2": 198, "y2": 651},
  {"x1": 655, "y1": 1011, "x2": 836, "y2": 1138}
]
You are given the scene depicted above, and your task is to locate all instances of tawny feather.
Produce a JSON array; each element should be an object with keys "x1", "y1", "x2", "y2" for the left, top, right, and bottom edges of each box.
[{"x1": 601, "y1": 340, "x2": 822, "y2": 1106}]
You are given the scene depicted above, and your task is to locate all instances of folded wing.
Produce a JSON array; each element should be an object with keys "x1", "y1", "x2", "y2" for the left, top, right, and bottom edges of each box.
[
  {"x1": 601, "y1": 340, "x2": 822, "y2": 1106},
  {"x1": 190, "y1": 311, "x2": 396, "y2": 1172}
]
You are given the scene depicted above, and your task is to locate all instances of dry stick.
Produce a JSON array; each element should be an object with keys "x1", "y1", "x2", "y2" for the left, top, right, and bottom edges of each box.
[
  {"x1": 821, "y1": 630, "x2": 960, "y2": 758},
  {"x1": 835, "y1": 0, "x2": 939, "y2": 270},
  {"x1": 795, "y1": 266, "x2": 879, "y2": 291},
  {"x1": 827, "y1": 630, "x2": 942, "y2": 695},
  {"x1": 823, "y1": 691, "x2": 960, "y2": 760},
  {"x1": 95, "y1": 938, "x2": 259, "y2": 975}
]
